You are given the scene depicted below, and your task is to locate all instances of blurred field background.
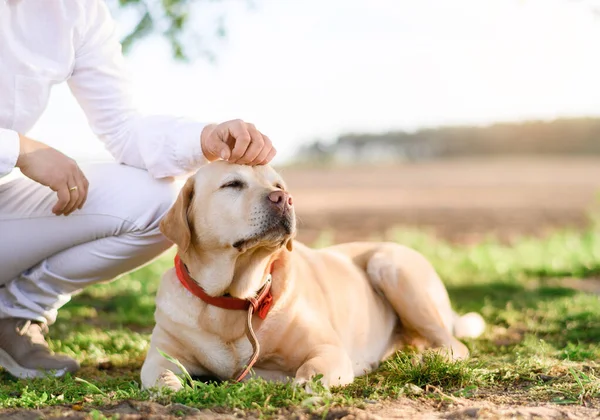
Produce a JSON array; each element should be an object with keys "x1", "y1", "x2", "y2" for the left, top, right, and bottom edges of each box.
[
  {"x1": 281, "y1": 157, "x2": 600, "y2": 244},
  {"x1": 280, "y1": 119, "x2": 600, "y2": 244}
]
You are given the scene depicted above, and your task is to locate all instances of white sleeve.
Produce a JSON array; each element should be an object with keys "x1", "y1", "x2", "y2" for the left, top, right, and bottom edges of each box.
[
  {"x1": 67, "y1": 0, "x2": 208, "y2": 179},
  {"x1": 0, "y1": 128, "x2": 20, "y2": 178}
]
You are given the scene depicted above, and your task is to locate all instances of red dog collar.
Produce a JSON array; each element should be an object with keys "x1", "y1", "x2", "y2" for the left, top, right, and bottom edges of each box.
[{"x1": 174, "y1": 255, "x2": 273, "y2": 319}]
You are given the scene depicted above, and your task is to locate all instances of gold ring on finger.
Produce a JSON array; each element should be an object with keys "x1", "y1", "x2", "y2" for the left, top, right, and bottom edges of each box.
[{"x1": 69, "y1": 186, "x2": 78, "y2": 192}]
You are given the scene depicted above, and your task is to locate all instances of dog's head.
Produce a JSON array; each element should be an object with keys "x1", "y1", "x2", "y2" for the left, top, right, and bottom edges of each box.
[{"x1": 160, "y1": 161, "x2": 295, "y2": 296}]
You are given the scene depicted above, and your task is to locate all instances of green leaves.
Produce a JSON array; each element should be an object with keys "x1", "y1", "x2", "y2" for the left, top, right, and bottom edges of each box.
[{"x1": 110, "y1": 0, "x2": 251, "y2": 61}]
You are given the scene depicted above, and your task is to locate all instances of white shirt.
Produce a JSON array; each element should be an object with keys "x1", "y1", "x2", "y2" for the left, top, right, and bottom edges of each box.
[{"x1": 0, "y1": 0, "x2": 208, "y2": 179}]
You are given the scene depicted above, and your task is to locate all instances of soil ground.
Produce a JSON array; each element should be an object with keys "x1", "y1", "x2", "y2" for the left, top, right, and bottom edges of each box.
[
  {"x1": 2, "y1": 396, "x2": 599, "y2": 419},
  {"x1": 282, "y1": 157, "x2": 600, "y2": 244}
]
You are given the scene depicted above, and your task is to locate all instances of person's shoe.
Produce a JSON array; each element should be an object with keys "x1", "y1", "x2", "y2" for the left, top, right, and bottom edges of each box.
[{"x1": 0, "y1": 318, "x2": 80, "y2": 378}]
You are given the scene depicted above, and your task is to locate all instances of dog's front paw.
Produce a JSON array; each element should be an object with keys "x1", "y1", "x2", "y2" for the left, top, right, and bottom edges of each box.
[
  {"x1": 293, "y1": 377, "x2": 317, "y2": 395},
  {"x1": 293, "y1": 377, "x2": 309, "y2": 393},
  {"x1": 294, "y1": 370, "x2": 332, "y2": 396},
  {"x1": 294, "y1": 370, "x2": 322, "y2": 395},
  {"x1": 294, "y1": 377, "x2": 332, "y2": 396},
  {"x1": 156, "y1": 369, "x2": 184, "y2": 392}
]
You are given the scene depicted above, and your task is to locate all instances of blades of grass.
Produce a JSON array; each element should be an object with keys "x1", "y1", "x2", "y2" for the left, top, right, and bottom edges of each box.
[
  {"x1": 157, "y1": 348, "x2": 195, "y2": 390},
  {"x1": 569, "y1": 367, "x2": 585, "y2": 396},
  {"x1": 553, "y1": 398, "x2": 580, "y2": 405},
  {"x1": 74, "y1": 377, "x2": 106, "y2": 396}
]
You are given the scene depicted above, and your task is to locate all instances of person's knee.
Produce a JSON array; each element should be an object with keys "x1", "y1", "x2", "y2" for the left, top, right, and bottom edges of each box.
[
  {"x1": 122, "y1": 171, "x2": 179, "y2": 234},
  {"x1": 128, "y1": 175, "x2": 178, "y2": 258},
  {"x1": 137, "y1": 176, "x2": 179, "y2": 232},
  {"x1": 81, "y1": 163, "x2": 180, "y2": 236}
]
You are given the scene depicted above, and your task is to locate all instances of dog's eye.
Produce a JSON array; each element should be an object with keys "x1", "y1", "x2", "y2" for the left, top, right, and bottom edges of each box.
[
  {"x1": 274, "y1": 183, "x2": 284, "y2": 190},
  {"x1": 221, "y1": 180, "x2": 246, "y2": 189}
]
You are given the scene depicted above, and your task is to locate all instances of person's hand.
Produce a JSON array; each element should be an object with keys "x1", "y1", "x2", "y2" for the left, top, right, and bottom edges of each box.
[
  {"x1": 16, "y1": 135, "x2": 89, "y2": 216},
  {"x1": 200, "y1": 119, "x2": 276, "y2": 165}
]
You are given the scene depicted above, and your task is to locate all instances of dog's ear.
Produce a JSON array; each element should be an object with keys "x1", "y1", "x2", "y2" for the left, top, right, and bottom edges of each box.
[{"x1": 160, "y1": 177, "x2": 195, "y2": 253}]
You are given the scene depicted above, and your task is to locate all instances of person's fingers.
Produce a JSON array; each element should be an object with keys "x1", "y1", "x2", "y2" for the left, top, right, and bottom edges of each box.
[
  {"x1": 77, "y1": 169, "x2": 89, "y2": 210},
  {"x1": 212, "y1": 139, "x2": 232, "y2": 161},
  {"x1": 259, "y1": 146, "x2": 277, "y2": 165},
  {"x1": 68, "y1": 175, "x2": 85, "y2": 215},
  {"x1": 62, "y1": 175, "x2": 80, "y2": 216},
  {"x1": 237, "y1": 125, "x2": 265, "y2": 164},
  {"x1": 203, "y1": 120, "x2": 274, "y2": 164},
  {"x1": 52, "y1": 184, "x2": 71, "y2": 215},
  {"x1": 202, "y1": 123, "x2": 235, "y2": 161},
  {"x1": 251, "y1": 135, "x2": 273, "y2": 165},
  {"x1": 200, "y1": 124, "x2": 220, "y2": 161},
  {"x1": 228, "y1": 120, "x2": 252, "y2": 162},
  {"x1": 202, "y1": 125, "x2": 234, "y2": 161}
]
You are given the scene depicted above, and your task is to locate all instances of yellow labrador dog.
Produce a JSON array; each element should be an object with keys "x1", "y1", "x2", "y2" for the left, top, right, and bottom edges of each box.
[{"x1": 141, "y1": 162, "x2": 484, "y2": 391}]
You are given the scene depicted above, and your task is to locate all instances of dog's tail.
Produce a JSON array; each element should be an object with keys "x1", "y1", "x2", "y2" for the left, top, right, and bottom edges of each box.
[{"x1": 453, "y1": 312, "x2": 486, "y2": 339}]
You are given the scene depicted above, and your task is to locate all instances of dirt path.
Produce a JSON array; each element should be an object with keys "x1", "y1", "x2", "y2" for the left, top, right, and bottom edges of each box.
[
  {"x1": 2, "y1": 396, "x2": 599, "y2": 419},
  {"x1": 281, "y1": 157, "x2": 600, "y2": 244}
]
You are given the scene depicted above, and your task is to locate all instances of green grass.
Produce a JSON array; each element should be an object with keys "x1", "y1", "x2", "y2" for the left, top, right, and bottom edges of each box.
[{"x1": 1, "y1": 227, "x2": 600, "y2": 416}]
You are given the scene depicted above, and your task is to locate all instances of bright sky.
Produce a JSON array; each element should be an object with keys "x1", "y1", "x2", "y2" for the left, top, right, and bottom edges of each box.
[{"x1": 30, "y1": 0, "x2": 600, "y2": 164}]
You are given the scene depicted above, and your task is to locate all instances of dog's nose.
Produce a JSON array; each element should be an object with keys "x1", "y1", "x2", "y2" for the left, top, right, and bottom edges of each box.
[{"x1": 267, "y1": 190, "x2": 293, "y2": 210}]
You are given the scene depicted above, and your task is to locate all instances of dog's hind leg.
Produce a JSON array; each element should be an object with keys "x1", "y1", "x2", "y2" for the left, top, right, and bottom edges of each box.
[{"x1": 366, "y1": 243, "x2": 470, "y2": 360}]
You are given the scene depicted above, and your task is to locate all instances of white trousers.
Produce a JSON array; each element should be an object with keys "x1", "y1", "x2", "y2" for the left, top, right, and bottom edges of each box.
[{"x1": 0, "y1": 163, "x2": 179, "y2": 324}]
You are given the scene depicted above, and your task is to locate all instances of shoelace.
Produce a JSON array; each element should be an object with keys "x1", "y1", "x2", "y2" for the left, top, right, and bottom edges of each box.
[{"x1": 16, "y1": 320, "x2": 49, "y2": 345}]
